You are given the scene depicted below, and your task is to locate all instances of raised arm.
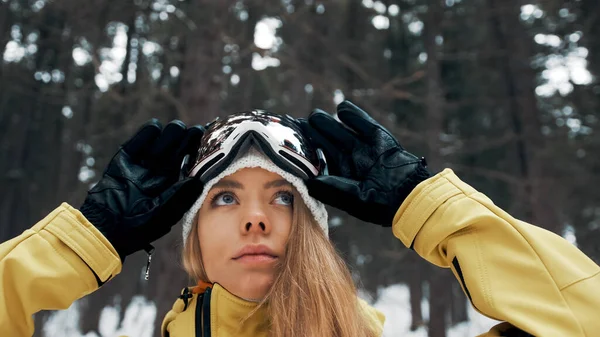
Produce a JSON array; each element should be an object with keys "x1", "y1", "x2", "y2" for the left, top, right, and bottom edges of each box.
[
  {"x1": 0, "y1": 120, "x2": 205, "y2": 336},
  {"x1": 300, "y1": 100, "x2": 600, "y2": 336},
  {"x1": 0, "y1": 203, "x2": 121, "y2": 336},
  {"x1": 393, "y1": 169, "x2": 600, "y2": 336}
]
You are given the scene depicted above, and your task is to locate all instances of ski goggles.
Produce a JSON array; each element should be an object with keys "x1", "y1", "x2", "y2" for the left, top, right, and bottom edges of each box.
[{"x1": 184, "y1": 110, "x2": 327, "y2": 183}]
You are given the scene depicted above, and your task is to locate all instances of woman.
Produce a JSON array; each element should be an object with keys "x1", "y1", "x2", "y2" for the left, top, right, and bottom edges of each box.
[
  {"x1": 0, "y1": 101, "x2": 598, "y2": 337},
  {"x1": 172, "y1": 110, "x2": 384, "y2": 337}
]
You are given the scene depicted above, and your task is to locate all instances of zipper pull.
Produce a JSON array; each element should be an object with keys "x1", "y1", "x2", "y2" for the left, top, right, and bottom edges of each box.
[{"x1": 144, "y1": 244, "x2": 155, "y2": 281}]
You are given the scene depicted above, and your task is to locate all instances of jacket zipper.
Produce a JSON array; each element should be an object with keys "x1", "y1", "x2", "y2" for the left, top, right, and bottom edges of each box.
[
  {"x1": 195, "y1": 288, "x2": 212, "y2": 337},
  {"x1": 195, "y1": 292, "x2": 203, "y2": 337},
  {"x1": 143, "y1": 245, "x2": 155, "y2": 280}
]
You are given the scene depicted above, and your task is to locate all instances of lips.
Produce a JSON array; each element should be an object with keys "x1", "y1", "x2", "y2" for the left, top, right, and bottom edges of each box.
[{"x1": 233, "y1": 244, "x2": 278, "y2": 260}]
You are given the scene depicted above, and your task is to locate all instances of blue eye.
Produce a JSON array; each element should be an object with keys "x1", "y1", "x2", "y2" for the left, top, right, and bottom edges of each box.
[
  {"x1": 274, "y1": 191, "x2": 294, "y2": 206},
  {"x1": 212, "y1": 192, "x2": 237, "y2": 206}
]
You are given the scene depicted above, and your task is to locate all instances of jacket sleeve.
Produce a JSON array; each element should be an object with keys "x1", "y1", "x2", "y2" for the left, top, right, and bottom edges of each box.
[
  {"x1": 0, "y1": 203, "x2": 122, "y2": 337},
  {"x1": 392, "y1": 169, "x2": 600, "y2": 337}
]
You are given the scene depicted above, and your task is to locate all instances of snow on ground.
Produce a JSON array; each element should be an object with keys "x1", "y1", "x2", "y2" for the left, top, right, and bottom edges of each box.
[
  {"x1": 42, "y1": 296, "x2": 156, "y2": 337},
  {"x1": 43, "y1": 284, "x2": 496, "y2": 337},
  {"x1": 371, "y1": 284, "x2": 499, "y2": 337}
]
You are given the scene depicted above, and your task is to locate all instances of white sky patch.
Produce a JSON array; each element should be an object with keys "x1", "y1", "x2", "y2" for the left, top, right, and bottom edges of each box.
[
  {"x1": 62, "y1": 106, "x2": 74, "y2": 119},
  {"x1": 254, "y1": 17, "x2": 282, "y2": 50},
  {"x1": 72, "y1": 47, "x2": 92, "y2": 66},
  {"x1": 569, "y1": 32, "x2": 582, "y2": 43},
  {"x1": 94, "y1": 74, "x2": 109, "y2": 92},
  {"x1": 408, "y1": 20, "x2": 424, "y2": 35},
  {"x1": 384, "y1": 48, "x2": 392, "y2": 59},
  {"x1": 3, "y1": 40, "x2": 26, "y2": 62},
  {"x1": 142, "y1": 41, "x2": 161, "y2": 56},
  {"x1": 112, "y1": 28, "x2": 128, "y2": 58},
  {"x1": 170, "y1": 66, "x2": 180, "y2": 77},
  {"x1": 27, "y1": 44, "x2": 38, "y2": 54},
  {"x1": 563, "y1": 224, "x2": 578, "y2": 246},
  {"x1": 239, "y1": 10, "x2": 249, "y2": 21},
  {"x1": 252, "y1": 52, "x2": 281, "y2": 71},
  {"x1": 520, "y1": 4, "x2": 544, "y2": 21},
  {"x1": 521, "y1": 4, "x2": 536, "y2": 17},
  {"x1": 372, "y1": 15, "x2": 390, "y2": 30},
  {"x1": 436, "y1": 35, "x2": 444, "y2": 45},
  {"x1": 566, "y1": 117, "x2": 586, "y2": 134},
  {"x1": 536, "y1": 49, "x2": 593, "y2": 97},
  {"x1": 231, "y1": 74, "x2": 240, "y2": 86},
  {"x1": 388, "y1": 4, "x2": 400, "y2": 16},
  {"x1": 128, "y1": 63, "x2": 137, "y2": 83},
  {"x1": 534, "y1": 33, "x2": 562, "y2": 48},
  {"x1": 31, "y1": 0, "x2": 46, "y2": 12},
  {"x1": 333, "y1": 89, "x2": 345, "y2": 104},
  {"x1": 373, "y1": 1, "x2": 387, "y2": 14},
  {"x1": 94, "y1": 23, "x2": 128, "y2": 91},
  {"x1": 329, "y1": 215, "x2": 342, "y2": 227},
  {"x1": 78, "y1": 165, "x2": 95, "y2": 183},
  {"x1": 304, "y1": 83, "x2": 313, "y2": 94}
]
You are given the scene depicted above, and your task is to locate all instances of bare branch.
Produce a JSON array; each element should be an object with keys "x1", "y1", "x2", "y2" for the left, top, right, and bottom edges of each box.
[
  {"x1": 442, "y1": 132, "x2": 520, "y2": 157},
  {"x1": 378, "y1": 249, "x2": 410, "y2": 261},
  {"x1": 450, "y1": 163, "x2": 527, "y2": 187}
]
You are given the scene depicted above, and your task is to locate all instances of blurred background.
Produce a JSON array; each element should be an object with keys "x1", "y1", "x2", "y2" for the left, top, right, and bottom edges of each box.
[{"x1": 1, "y1": 0, "x2": 599, "y2": 336}]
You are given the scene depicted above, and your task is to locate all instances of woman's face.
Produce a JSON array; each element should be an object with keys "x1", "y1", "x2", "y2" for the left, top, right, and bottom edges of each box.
[{"x1": 196, "y1": 167, "x2": 294, "y2": 300}]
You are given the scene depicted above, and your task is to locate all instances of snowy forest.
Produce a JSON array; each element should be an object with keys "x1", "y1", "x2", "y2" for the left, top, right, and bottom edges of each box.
[{"x1": 0, "y1": 0, "x2": 599, "y2": 336}]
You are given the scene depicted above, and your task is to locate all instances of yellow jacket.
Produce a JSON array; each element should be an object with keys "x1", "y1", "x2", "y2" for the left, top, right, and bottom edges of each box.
[{"x1": 0, "y1": 169, "x2": 598, "y2": 336}]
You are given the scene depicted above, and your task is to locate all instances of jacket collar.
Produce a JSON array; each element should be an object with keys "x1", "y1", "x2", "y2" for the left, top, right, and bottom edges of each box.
[
  {"x1": 162, "y1": 282, "x2": 269, "y2": 337},
  {"x1": 206, "y1": 283, "x2": 269, "y2": 336},
  {"x1": 162, "y1": 282, "x2": 385, "y2": 336}
]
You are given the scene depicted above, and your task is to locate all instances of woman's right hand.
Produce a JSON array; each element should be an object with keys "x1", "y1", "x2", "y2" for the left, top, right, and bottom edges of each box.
[{"x1": 79, "y1": 120, "x2": 204, "y2": 261}]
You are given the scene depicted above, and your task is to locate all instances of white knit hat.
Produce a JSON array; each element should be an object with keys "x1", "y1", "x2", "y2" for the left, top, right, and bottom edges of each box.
[{"x1": 181, "y1": 147, "x2": 329, "y2": 243}]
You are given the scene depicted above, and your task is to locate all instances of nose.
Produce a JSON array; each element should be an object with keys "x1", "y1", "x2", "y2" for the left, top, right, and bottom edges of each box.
[{"x1": 240, "y1": 203, "x2": 271, "y2": 235}]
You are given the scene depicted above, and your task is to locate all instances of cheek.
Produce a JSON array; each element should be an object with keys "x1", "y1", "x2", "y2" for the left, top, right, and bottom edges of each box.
[
  {"x1": 271, "y1": 208, "x2": 293, "y2": 243},
  {"x1": 197, "y1": 214, "x2": 236, "y2": 279}
]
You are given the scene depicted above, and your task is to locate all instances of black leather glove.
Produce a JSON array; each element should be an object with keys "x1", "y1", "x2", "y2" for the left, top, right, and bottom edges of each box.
[
  {"x1": 298, "y1": 100, "x2": 431, "y2": 226},
  {"x1": 80, "y1": 119, "x2": 204, "y2": 261}
]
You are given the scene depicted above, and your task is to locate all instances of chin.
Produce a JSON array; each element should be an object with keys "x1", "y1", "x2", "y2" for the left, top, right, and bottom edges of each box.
[{"x1": 234, "y1": 273, "x2": 275, "y2": 300}]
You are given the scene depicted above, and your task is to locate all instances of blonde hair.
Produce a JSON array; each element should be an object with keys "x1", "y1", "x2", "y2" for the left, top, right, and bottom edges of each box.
[{"x1": 182, "y1": 190, "x2": 380, "y2": 337}]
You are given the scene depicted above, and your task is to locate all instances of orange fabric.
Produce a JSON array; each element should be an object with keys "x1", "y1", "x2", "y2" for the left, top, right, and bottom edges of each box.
[{"x1": 191, "y1": 280, "x2": 213, "y2": 294}]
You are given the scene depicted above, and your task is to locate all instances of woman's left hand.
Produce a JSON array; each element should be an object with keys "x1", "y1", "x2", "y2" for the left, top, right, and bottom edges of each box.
[{"x1": 298, "y1": 100, "x2": 431, "y2": 226}]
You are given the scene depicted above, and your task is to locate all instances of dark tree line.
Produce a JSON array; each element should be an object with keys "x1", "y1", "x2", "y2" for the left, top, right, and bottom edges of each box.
[{"x1": 1, "y1": 0, "x2": 598, "y2": 336}]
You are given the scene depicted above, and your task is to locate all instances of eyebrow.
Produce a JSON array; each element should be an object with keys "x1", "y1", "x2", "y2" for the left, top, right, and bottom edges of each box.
[
  {"x1": 264, "y1": 179, "x2": 291, "y2": 189},
  {"x1": 212, "y1": 179, "x2": 244, "y2": 189}
]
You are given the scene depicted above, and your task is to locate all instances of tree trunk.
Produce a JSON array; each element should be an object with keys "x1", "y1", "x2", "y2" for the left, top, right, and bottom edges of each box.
[
  {"x1": 429, "y1": 269, "x2": 453, "y2": 337},
  {"x1": 408, "y1": 257, "x2": 424, "y2": 331},
  {"x1": 487, "y1": 0, "x2": 561, "y2": 234},
  {"x1": 177, "y1": 2, "x2": 228, "y2": 124},
  {"x1": 423, "y1": 2, "x2": 451, "y2": 336},
  {"x1": 0, "y1": 3, "x2": 11, "y2": 61},
  {"x1": 578, "y1": 0, "x2": 600, "y2": 79},
  {"x1": 450, "y1": 282, "x2": 469, "y2": 324}
]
